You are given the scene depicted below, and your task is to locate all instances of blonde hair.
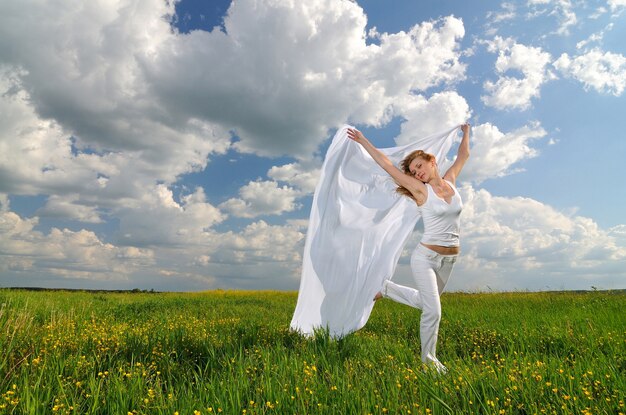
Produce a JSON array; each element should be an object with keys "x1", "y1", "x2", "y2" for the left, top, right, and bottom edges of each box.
[{"x1": 396, "y1": 150, "x2": 434, "y2": 200}]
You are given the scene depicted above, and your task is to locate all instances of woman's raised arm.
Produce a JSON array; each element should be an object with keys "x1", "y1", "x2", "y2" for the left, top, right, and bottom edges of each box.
[
  {"x1": 443, "y1": 123, "x2": 470, "y2": 185},
  {"x1": 346, "y1": 128, "x2": 425, "y2": 198}
]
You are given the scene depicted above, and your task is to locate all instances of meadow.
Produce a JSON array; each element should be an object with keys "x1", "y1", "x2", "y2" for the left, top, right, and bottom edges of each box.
[{"x1": 0, "y1": 289, "x2": 624, "y2": 415}]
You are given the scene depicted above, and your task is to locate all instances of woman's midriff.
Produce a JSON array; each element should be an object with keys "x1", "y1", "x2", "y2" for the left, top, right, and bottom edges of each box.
[{"x1": 421, "y1": 243, "x2": 460, "y2": 255}]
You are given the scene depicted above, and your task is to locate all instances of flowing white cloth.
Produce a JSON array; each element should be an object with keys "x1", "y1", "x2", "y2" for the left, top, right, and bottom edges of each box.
[{"x1": 290, "y1": 125, "x2": 461, "y2": 337}]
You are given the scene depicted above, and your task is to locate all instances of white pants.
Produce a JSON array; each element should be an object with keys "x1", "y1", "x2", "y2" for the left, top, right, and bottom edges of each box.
[{"x1": 382, "y1": 244, "x2": 457, "y2": 372}]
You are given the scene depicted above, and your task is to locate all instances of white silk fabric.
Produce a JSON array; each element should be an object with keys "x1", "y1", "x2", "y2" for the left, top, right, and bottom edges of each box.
[{"x1": 290, "y1": 125, "x2": 461, "y2": 337}]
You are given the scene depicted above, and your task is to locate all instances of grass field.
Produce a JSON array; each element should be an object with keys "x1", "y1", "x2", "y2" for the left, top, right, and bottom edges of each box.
[{"x1": 0, "y1": 289, "x2": 624, "y2": 414}]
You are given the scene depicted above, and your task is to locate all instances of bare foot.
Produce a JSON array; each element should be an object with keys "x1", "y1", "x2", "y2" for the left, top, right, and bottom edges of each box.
[{"x1": 373, "y1": 292, "x2": 383, "y2": 301}]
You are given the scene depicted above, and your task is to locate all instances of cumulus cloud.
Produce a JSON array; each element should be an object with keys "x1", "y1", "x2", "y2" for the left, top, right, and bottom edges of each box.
[
  {"x1": 0, "y1": 0, "x2": 183, "y2": 152},
  {"x1": 144, "y1": 2, "x2": 467, "y2": 157},
  {"x1": 215, "y1": 220, "x2": 305, "y2": 263},
  {"x1": 117, "y1": 185, "x2": 225, "y2": 247},
  {"x1": 0, "y1": 61, "x2": 231, "y2": 226},
  {"x1": 122, "y1": 218, "x2": 306, "y2": 290},
  {"x1": 384, "y1": 186, "x2": 626, "y2": 292},
  {"x1": 0, "y1": 68, "x2": 78, "y2": 195},
  {"x1": 493, "y1": 2, "x2": 517, "y2": 22},
  {"x1": 553, "y1": 49, "x2": 626, "y2": 96},
  {"x1": 394, "y1": 91, "x2": 471, "y2": 145},
  {"x1": 575, "y1": 23, "x2": 614, "y2": 50},
  {"x1": 219, "y1": 181, "x2": 301, "y2": 218},
  {"x1": 609, "y1": 224, "x2": 626, "y2": 236},
  {"x1": 0, "y1": 0, "x2": 474, "y2": 289},
  {"x1": 0, "y1": 204, "x2": 306, "y2": 290},
  {"x1": 0, "y1": 193, "x2": 9, "y2": 211},
  {"x1": 0, "y1": 210, "x2": 154, "y2": 281},
  {"x1": 527, "y1": 0, "x2": 577, "y2": 35},
  {"x1": 0, "y1": 0, "x2": 231, "y2": 199},
  {"x1": 36, "y1": 195, "x2": 103, "y2": 223},
  {"x1": 485, "y1": 2, "x2": 517, "y2": 32},
  {"x1": 481, "y1": 37, "x2": 554, "y2": 110},
  {"x1": 0, "y1": 0, "x2": 467, "y2": 212},
  {"x1": 268, "y1": 162, "x2": 321, "y2": 194},
  {"x1": 0, "y1": 0, "x2": 229, "y2": 162},
  {"x1": 608, "y1": 0, "x2": 626, "y2": 12},
  {"x1": 462, "y1": 122, "x2": 547, "y2": 183},
  {"x1": 608, "y1": 224, "x2": 626, "y2": 249},
  {"x1": 185, "y1": 219, "x2": 307, "y2": 289},
  {"x1": 158, "y1": 219, "x2": 306, "y2": 289},
  {"x1": 1, "y1": 0, "x2": 622, "y2": 293},
  {"x1": 446, "y1": 185, "x2": 626, "y2": 291}
]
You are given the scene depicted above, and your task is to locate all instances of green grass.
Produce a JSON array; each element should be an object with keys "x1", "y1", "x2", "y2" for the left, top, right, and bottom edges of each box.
[{"x1": 0, "y1": 289, "x2": 624, "y2": 414}]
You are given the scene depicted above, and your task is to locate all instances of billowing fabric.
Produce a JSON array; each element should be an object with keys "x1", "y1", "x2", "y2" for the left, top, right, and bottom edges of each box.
[{"x1": 290, "y1": 124, "x2": 461, "y2": 337}]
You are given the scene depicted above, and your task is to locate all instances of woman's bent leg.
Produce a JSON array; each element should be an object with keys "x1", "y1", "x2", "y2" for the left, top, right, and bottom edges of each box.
[
  {"x1": 435, "y1": 255, "x2": 456, "y2": 295},
  {"x1": 382, "y1": 280, "x2": 422, "y2": 309}
]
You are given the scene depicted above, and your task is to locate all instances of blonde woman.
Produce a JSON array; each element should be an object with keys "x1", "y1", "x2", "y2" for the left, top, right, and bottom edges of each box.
[{"x1": 347, "y1": 123, "x2": 470, "y2": 373}]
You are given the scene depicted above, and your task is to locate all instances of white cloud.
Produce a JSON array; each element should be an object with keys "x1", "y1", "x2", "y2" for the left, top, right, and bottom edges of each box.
[
  {"x1": 462, "y1": 122, "x2": 547, "y2": 183},
  {"x1": 0, "y1": 204, "x2": 305, "y2": 289},
  {"x1": 448, "y1": 186, "x2": 626, "y2": 291},
  {"x1": 152, "y1": 219, "x2": 306, "y2": 289},
  {"x1": 3, "y1": 178, "x2": 625, "y2": 292},
  {"x1": 526, "y1": 0, "x2": 577, "y2": 35},
  {"x1": 133, "y1": 219, "x2": 307, "y2": 289},
  {"x1": 391, "y1": 186, "x2": 626, "y2": 292},
  {"x1": 609, "y1": 224, "x2": 626, "y2": 236},
  {"x1": 481, "y1": 37, "x2": 553, "y2": 110},
  {"x1": 363, "y1": 15, "x2": 467, "y2": 93},
  {"x1": 268, "y1": 162, "x2": 321, "y2": 194},
  {"x1": 0, "y1": 0, "x2": 471, "y2": 289},
  {"x1": 486, "y1": 2, "x2": 517, "y2": 25},
  {"x1": 553, "y1": 49, "x2": 626, "y2": 96},
  {"x1": 608, "y1": 0, "x2": 626, "y2": 12},
  {"x1": 0, "y1": 0, "x2": 468, "y2": 222},
  {"x1": 215, "y1": 220, "x2": 305, "y2": 263},
  {"x1": 36, "y1": 194, "x2": 103, "y2": 223},
  {"x1": 194, "y1": 255, "x2": 212, "y2": 267},
  {"x1": 589, "y1": 7, "x2": 608, "y2": 19},
  {"x1": 0, "y1": 193, "x2": 9, "y2": 211},
  {"x1": 0, "y1": 0, "x2": 232, "y2": 201},
  {"x1": 609, "y1": 224, "x2": 626, "y2": 249},
  {"x1": 575, "y1": 23, "x2": 613, "y2": 49},
  {"x1": 145, "y1": 3, "x2": 467, "y2": 157},
  {"x1": 394, "y1": 91, "x2": 471, "y2": 146},
  {"x1": 219, "y1": 181, "x2": 301, "y2": 218},
  {"x1": 0, "y1": 68, "x2": 78, "y2": 194},
  {"x1": 0, "y1": 0, "x2": 174, "y2": 150},
  {"x1": 117, "y1": 185, "x2": 225, "y2": 247},
  {"x1": 0, "y1": 210, "x2": 154, "y2": 280},
  {"x1": 1, "y1": 0, "x2": 623, "y2": 293},
  {"x1": 0, "y1": 63, "x2": 231, "y2": 213}
]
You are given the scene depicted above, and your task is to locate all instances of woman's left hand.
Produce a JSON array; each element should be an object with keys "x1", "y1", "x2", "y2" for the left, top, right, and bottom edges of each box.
[{"x1": 347, "y1": 128, "x2": 365, "y2": 144}]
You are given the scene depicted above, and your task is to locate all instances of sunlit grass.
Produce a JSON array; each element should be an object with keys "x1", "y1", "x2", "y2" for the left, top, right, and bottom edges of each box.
[{"x1": 0, "y1": 289, "x2": 624, "y2": 414}]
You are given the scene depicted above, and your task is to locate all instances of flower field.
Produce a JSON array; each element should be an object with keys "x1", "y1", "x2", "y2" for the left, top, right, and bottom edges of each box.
[{"x1": 0, "y1": 289, "x2": 624, "y2": 414}]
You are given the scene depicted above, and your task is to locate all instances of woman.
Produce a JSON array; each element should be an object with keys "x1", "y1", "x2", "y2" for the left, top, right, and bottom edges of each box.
[{"x1": 346, "y1": 123, "x2": 470, "y2": 373}]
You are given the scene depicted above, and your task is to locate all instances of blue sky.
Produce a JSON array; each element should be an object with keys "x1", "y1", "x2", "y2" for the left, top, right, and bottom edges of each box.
[{"x1": 0, "y1": 0, "x2": 625, "y2": 291}]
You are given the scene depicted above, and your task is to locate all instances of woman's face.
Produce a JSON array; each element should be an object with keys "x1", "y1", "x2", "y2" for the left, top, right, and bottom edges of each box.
[{"x1": 408, "y1": 157, "x2": 433, "y2": 183}]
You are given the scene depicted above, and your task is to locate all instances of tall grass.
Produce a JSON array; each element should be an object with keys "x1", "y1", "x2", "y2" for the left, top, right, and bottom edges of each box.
[{"x1": 0, "y1": 289, "x2": 624, "y2": 414}]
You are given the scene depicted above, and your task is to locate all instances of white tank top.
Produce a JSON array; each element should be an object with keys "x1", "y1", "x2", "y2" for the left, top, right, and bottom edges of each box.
[{"x1": 419, "y1": 181, "x2": 462, "y2": 247}]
